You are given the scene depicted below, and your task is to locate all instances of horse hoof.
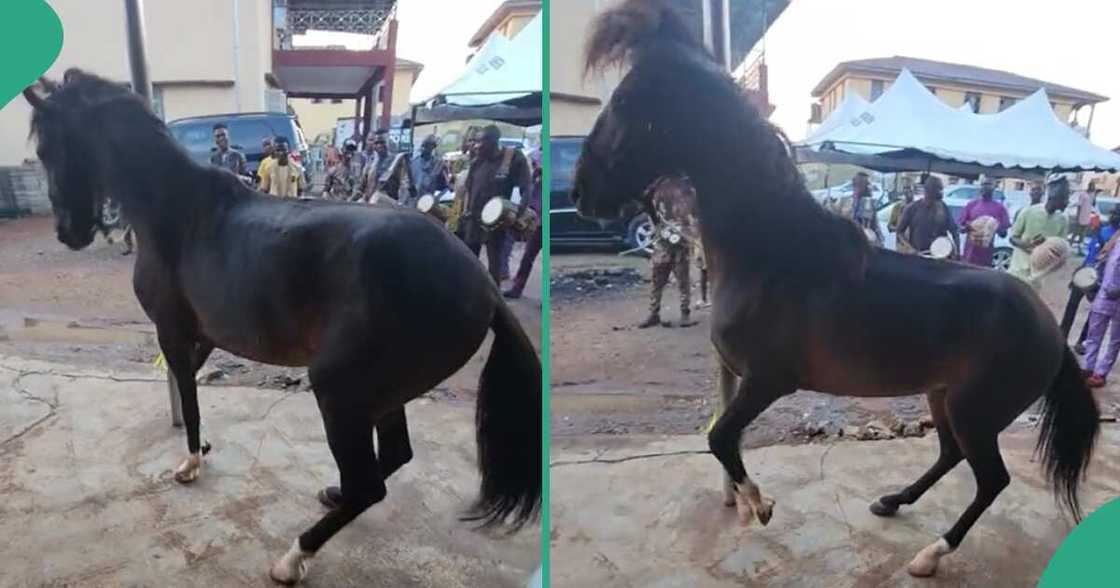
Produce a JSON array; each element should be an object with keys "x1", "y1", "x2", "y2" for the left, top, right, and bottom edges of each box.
[
  {"x1": 269, "y1": 540, "x2": 311, "y2": 585},
  {"x1": 907, "y1": 538, "x2": 951, "y2": 578},
  {"x1": 173, "y1": 454, "x2": 201, "y2": 484},
  {"x1": 869, "y1": 498, "x2": 898, "y2": 517},
  {"x1": 723, "y1": 494, "x2": 737, "y2": 508},
  {"x1": 756, "y1": 498, "x2": 775, "y2": 526},
  {"x1": 317, "y1": 486, "x2": 343, "y2": 509},
  {"x1": 734, "y1": 494, "x2": 755, "y2": 526}
]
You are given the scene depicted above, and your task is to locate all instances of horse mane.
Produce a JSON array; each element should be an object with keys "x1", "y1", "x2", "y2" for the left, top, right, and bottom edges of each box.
[{"x1": 584, "y1": 0, "x2": 702, "y2": 76}]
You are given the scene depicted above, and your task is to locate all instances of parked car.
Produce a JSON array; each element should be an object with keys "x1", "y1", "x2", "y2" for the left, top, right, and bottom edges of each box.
[
  {"x1": 167, "y1": 112, "x2": 310, "y2": 180},
  {"x1": 550, "y1": 136, "x2": 654, "y2": 252},
  {"x1": 811, "y1": 181, "x2": 886, "y2": 208},
  {"x1": 877, "y1": 195, "x2": 1020, "y2": 271}
]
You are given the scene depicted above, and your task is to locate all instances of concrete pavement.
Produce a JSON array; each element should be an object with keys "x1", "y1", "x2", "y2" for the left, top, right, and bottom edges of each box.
[
  {"x1": 551, "y1": 426, "x2": 1120, "y2": 587},
  {"x1": 0, "y1": 355, "x2": 538, "y2": 587}
]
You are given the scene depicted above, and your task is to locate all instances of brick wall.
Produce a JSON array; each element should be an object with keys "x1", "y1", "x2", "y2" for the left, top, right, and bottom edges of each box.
[{"x1": 0, "y1": 164, "x2": 50, "y2": 217}]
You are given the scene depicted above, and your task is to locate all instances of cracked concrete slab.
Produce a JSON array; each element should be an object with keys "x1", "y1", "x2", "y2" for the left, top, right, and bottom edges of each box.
[
  {"x1": 550, "y1": 427, "x2": 1120, "y2": 587},
  {"x1": 0, "y1": 356, "x2": 537, "y2": 587}
]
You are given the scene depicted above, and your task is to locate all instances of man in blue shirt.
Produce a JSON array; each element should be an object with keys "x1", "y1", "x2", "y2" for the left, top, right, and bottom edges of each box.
[{"x1": 1062, "y1": 206, "x2": 1120, "y2": 351}]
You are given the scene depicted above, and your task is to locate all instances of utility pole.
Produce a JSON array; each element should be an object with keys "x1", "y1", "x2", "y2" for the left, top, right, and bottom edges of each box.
[{"x1": 124, "y1": 0, "x2": 181, "y2": 427}]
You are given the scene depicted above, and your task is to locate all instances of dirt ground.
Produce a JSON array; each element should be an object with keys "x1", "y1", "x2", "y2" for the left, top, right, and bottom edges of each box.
[
  {"x1": 550, "y1": 248, "x2": 1120, "y2": 446},
  {"x1": 0, "y1": 215, "x2": 542, "y2": 401}
]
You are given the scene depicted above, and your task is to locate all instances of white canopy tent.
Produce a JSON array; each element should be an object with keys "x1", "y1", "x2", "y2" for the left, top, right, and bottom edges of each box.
[
  {"x1": 800, "y1": 69, "x2": 1120, "y2": 173},
  {"x1": 411, "y1": 12, "x2": 542, "y2": 126}
]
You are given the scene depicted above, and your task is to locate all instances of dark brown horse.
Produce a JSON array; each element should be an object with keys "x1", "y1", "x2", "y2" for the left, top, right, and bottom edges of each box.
[
  {"x1": 23, "y1": 70, "x2": 539, "y2": 584},
  {"x1": 573, "y1": 0, "x2": 1099, "y2": 577}
]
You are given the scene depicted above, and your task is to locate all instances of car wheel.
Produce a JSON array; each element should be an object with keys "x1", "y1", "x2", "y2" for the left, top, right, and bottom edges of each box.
[
  {"x1": 991, "y1": 247, "x2": 1012, "y2": 271},
  {"x1": 627, "y1": 214, "x2": 654, "y2": 253}
]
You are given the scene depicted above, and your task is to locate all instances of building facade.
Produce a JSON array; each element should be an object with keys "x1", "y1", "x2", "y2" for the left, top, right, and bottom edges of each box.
[
  {"x1": 468, "y1": 0, "x2": 541, "y2": 51},
  {"x1": 289, "y1": 57, "x2": 422, "y2": 142},
  {"x1": 0, "y1": 0, "x2": 400, "y2": 167},
  {"x1": 811, "y1": 56, "x2": 1108, "y2": 135}
]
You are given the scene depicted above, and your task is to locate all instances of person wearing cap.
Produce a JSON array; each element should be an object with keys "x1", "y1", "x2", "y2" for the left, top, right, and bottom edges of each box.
[
  {"x1": 1009, "y1": 176, "x2": 1070, "y2": 287},
  {"x1": 322, "y1": 139, "x2": 359, "y2": 200},
  {"x1": 959, "y1": 176, "x2": 1010, "y2": 267},
  {"x1": 410, "y1": 135, "x2": 448, "y2": 197},
  {"x1": 1063, "y1": 207, "x2": 1120, "y2": 352}
]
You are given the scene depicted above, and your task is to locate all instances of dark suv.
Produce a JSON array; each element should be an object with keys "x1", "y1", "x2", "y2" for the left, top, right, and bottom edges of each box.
[
  {"x1": 550, "y1": 136, "x2": 654, "y2": 252},
  {"x1": 166, "y1": 112, "x2": 310, "y2": 178}
]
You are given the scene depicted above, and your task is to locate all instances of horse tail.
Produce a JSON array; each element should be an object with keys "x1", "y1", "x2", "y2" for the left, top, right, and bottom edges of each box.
[
  {"x1": 463, "y1": 300, "x2": 542, "y2": 531},
  {"x1": 584, "y1": 0, "x2": 699, "y2": 75},
  {"x1": 1035, "y1": 347, "x2": 1100, "y2": 522}
]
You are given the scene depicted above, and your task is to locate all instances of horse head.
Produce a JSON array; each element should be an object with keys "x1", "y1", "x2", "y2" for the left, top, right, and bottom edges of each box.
[
  {"x1": 572, "y1": 0, "x2": 726, "y2": 221},
  {"x1": 24, "y1": 69, "x2": 153, "y2": 249}
]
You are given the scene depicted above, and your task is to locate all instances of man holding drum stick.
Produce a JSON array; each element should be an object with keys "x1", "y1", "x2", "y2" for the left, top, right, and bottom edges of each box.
[{"x1": 895, "y1": 176, "x2": 960, "y2": 258}]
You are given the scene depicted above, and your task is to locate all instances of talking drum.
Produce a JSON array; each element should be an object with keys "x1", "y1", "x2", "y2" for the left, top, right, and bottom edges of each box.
[
  {"x1": 1072, "y1": 266, "x2": 1100, "y2": 291},
  {"x1": 416, "y1": 193, "x2": 447, "y2": 221},
  {"x1": 968, "y1": 215, "x2": 999, "y2": 248},
  {"x1": 927, "y1": 236, "x2": 954, "y2": 259},
  {"x1": 513, "y1": 206, "x2": 539, "y2": 235},
  {"x1": 662, "y1": 227, "x2": 683, "y2": 245},
  {"x1": 1029, "y1": 237, "x2": 1071, "y2": 278},
  {"x1": 481, "y1": 197, "x2": 518, "y2": 231}
]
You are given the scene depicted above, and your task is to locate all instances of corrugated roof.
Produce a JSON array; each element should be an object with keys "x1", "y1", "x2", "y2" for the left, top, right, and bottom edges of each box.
[{"x1": 812, "y1": 56, "x2": 1107, "y2": 104}]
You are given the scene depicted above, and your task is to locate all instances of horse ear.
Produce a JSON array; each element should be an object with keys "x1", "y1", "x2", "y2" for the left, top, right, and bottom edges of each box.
[{"x1": 22, "y1": 85, "x2": 47, "y2": 110}]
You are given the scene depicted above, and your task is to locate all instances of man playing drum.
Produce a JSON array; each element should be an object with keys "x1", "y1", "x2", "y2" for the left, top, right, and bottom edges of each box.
[
  {"x1": 1083, "y1": 228, "x2": 1120, "y2": 388},
  {"x1": 1009, "y1": 176, "x2": 1070, "y2": 288},
  {"x1": 461, "y1": 125, "x2": 532, "y2": 285},
  {"x1": 959, "y1": 176, "x2": 1010, "y2": 267},
  {"x1": 895, "y1": 176, "x2": 960, "y2": 258}
]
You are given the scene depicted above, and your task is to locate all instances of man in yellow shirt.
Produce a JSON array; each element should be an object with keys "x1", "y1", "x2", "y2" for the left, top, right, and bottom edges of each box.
[
  {"x1": 259, "y1": 136, "x2": 305, "y2": 197},
  {"x1": 256, "y1": 137, "x2": 276, "y2": 189}
]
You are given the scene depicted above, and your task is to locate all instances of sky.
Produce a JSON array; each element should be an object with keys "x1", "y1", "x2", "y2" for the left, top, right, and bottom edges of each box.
[
  {"x1": 759, "y1": 0, "x2": 1120, "y2": 149},
  {"x1": 292, "y1": 0, "x2": 505, "y2": 104}
]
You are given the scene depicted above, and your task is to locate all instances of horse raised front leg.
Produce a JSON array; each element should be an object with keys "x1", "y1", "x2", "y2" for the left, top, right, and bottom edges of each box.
[{"x1": 707, "y1": 369, "x2": 791, "y2": 526}]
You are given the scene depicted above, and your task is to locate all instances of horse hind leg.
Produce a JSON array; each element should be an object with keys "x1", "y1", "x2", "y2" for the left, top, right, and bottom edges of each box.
[
  {"x1": 317, "y1": 407, "x2": 412, "y2": 509},
  {"x1": 907, "y1": 385, "x2": 1013, "y2": 577},
  {"x1": 271, "y1": 393, "x2": 384, "y2": 585},
  {"x1": 870, "y1": 388, "x2": 962, "y2": 517},
  {"x1": 707, "y1": 369, "x2": 791, "y2": 526}
]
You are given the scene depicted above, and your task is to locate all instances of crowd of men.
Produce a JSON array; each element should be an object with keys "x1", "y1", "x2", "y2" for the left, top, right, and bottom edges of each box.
[
  {"x1": 209, "y1": 122, "x2": 543, "y2": 299},
  {"x1": 849, "y1": 171, "x2": 1120, "y2": 387}
]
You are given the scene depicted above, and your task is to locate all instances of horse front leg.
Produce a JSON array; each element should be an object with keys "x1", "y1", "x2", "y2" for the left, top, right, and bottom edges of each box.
[
  {"x1": 714, "y1": 360, "x2": 738, "y2": 507},
  {"x1": 159, "y1": 335, "x2": 208, "y2": 483},
  {"x1": 707, "y1": 369, "x2": 792, "y2": 526}
]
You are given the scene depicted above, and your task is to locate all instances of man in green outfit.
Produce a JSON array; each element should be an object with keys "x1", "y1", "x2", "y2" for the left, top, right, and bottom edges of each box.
[{"x1": 1009, "y1": 176, "x2": 1071, "y2": 288}]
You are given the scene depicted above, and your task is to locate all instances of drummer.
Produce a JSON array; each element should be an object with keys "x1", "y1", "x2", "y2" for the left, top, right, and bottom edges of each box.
[
  {"x1": 410, "y1": 135, "x2": 448, "y2": 196},
  {"x1": 1082, "y1": 227, "x2": 1120, "y2": 388},
  {"x1": 1061, "y1": 207, "x2": 1120, "y2": 349},
  {"x1": 959, "y1": 176, "x2": 1010, "y2": 267},
  {"x1": 895, "y1": 176, "x2": 960, "y2": 257},
  {"x1": 462, "y1": 125, "x2": 532, "y2": 285},
  {"x1": 1009, "y1": 176, "x2": 1070, "y2": 287}
]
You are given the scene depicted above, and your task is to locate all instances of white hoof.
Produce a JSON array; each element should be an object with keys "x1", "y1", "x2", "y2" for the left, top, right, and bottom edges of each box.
[
  {"x1": 907, "y1": 538, "x2": 953, "y2": 577},
  {"x1": 269, "y1": 539, "x2": 313, "y2": 585},
  {"x1": 755, "y1": 497, "x2": 775, "y2": 526},
  {"x1": 732, "y1": 483, "x2": 774, "y2": 526},
  {"x1": 173, "y1": 453, "x2": 201, "y2": 484}
]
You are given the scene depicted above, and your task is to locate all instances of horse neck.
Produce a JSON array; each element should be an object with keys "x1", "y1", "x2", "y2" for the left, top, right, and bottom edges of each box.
[
  {"x1": 684, "y1": 131, "x2": 864, "y2": 285},
  {"x1": 101, "y1": 124, "x2": 233, "y2": 246}
]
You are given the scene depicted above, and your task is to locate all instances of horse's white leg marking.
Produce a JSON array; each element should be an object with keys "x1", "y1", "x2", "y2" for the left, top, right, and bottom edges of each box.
[
  {"x1": 173, "y1": 452, "x2": 201, "y2": 484},
  {"x1": 907, "y1": 537, "x2": 953, "y2": 577},
  {"x1": 734, "y1": 479, "x2": 775, "y2": 526},
  {"x1": 269, "y1": 538, "x2": 314, "y2": 585}
]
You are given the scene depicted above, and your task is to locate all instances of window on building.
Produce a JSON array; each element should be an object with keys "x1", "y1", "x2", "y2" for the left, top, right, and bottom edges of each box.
[
  {"x1": 1015, "y1": 181, "x2": 1025, "y2": 190},
  {"x1": 311, "y1": 98, "x2": 323, "y2": 104},
  {"x1": 926, "y1": 85, "x2": 938, "y2": 96},
  {"x1": 964, "y1": 92, "x2": 981, "y2": 113},
  {"x1": 870, "y1": 79, "x2": 884, "y2": 100},
  {"x1": 330, "y1": 98, "x2": 343, "y2": 104},
  {"x1": 998, "y1": 96, "x2": 1016, "y2": 111}
]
